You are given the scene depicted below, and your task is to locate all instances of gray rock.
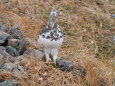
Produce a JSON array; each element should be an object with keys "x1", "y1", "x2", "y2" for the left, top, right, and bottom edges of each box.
[
  {"x1": 0, "y1": 80, "x2": 17, "y2": 86},
  {"x1": 56, "y1": 58, "x2": 86, "y2": 77},
  {"x1": 6, "y1": 46, "x2": 19, "y2": 57},
  {"x1": 8, "y1": 39, "x2": 20, "y2": 49},
  {"x1": 8, "y1": 38, "x2": 26, "y2": 55},
  {"x1": 1, "y1": 62, "x2": 16, "y2": 71},
  {"x1": 0, "y1": 54, "x2": 4, "y2": 58},
  {"x1": 0, "y1": 47, "x2": 12, "y2": 68},
  {"x1": 56, "y1": 58, "x2": 76, "y2": 72},
  {"x1": 111, "y1": 14, "x2": 115, "y2": 19},
  {"x1": 18, "y1": 39, "x2": 26, "y2": 55},
  {"x1": 0, "y1": 22, "x2": 8, "y2": 32},
  {"x1": 9, "y1": 26, "x2": 23, "y2": 40},
  {"x1": 24, "y1": 48, "x2": 44, "y2": 60},
  {"x1": 0, "y1": 46, "x2": 11, "y2": 60},
  {"x1": 13, "y1": 65, "x2": 28, "y2": 78},
  {"x1": 8, "y1": 27, "x2": 26, "y2": 55},
  {"x1": 0, "y1": 60, "x2": 27, "y2": 77},
  {"x1": 0, "y1": 31, "x2": 10, "y2": 45}
]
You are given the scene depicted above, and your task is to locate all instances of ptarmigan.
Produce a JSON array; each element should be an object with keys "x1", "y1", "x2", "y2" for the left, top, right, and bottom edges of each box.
[{"x1": 38, "y1": 9, "x2": 64, "y2": 63}]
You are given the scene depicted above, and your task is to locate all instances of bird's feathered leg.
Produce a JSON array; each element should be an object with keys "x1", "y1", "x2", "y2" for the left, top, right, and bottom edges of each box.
[
  {"x1": 44, "y1": 48, "x2": 52, "y2": 62},
  {"x1": 51, "y1": 48, "x2": 58, "y2": 64}
]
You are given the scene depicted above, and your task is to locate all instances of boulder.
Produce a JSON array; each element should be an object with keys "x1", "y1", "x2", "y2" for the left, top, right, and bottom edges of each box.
[
  {"x1": 0, "y1": 31, "x2": 10, "y2": 46},
  {"x1": 24, "y1": 48, "x2": 44, "y2": 60}
]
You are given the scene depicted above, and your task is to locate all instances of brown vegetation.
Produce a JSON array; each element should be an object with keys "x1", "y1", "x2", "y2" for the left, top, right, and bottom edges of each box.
[{"x1": 0, "y1": 0, "x2": 115, "y2": 86}]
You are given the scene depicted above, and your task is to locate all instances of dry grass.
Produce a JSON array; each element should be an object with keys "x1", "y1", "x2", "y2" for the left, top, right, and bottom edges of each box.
[{"x1": 0, "y1": 0, "x2": 115, "y2": 86}]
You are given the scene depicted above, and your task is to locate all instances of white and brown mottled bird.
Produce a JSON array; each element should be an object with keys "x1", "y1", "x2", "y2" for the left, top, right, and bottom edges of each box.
[{"x1": 38, "y1": 9, "x2": 64, "y2": 63}]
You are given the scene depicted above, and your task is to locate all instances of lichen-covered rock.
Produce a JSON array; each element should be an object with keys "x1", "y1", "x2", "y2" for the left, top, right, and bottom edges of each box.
[
  {"x1": 6, "y1": 46, "x2": 19, "y2": 57},
  {"x1": 56, "y1": 58, "x2": 86, "y2": 77},
  {"x1": 0, "y1": 80, "x2": 18, "y2": 86},
  {"x1": 0, "y1": 31, "x2": 10, "y2": 46},
  {"x1": 24, "y1": 47, "x2": 44, "y2": 60}
]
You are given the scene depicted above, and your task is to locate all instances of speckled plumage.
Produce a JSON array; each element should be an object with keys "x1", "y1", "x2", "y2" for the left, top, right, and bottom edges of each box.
[{"x1": 38, "y1": 10, "x2": 64, "y2": 63}]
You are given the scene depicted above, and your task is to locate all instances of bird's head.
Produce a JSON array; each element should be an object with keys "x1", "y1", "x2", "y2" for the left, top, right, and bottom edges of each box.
[
  {"x1": 50, "y1": 9, "x2": 57, "y2": 17},
  {"x1": 48, "y1": 9, "x2": 58, "y2": 29}
]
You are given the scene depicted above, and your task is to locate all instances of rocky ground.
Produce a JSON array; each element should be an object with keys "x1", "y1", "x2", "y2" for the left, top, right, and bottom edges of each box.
[
  {"x1": 0, "y1": 0, "x2": 115, "y2": 86},
  {"x1": 0, "y1": 22, "x2": 86, "y2": 86}
]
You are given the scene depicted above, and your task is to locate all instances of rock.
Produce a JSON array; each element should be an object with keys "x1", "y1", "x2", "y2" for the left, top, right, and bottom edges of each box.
[
  {"x1": 9, "y1": 26, "x2": 23, "y2": 40},
  {"x1": 18, "y1": 39, "x2": 26, "y2": 55},
  {"x1": 0, "y1": 47, "x2": 12, "y2": 68},
  {"x1": 111, "y1": 14, "x2": 115, "y2": 19},
  {"x1": 8, "y1": 39, "x2": 20, "y2": 49},
  {"x1": 8, "y1": 26, "x2": 26, "y2": 55},
  {"x1": 56, "y1": 58, "x2": 77, "y2": 72},
  {"x1": 0, "y1": 54, "x2": 4, "y2": 59},
  {"x1": 6, "y1": 46, "x2": 19, "y2": 57},
  {"x1": 8, "y1": 38, "x2": 26, "y2": 56},
  {"x1": 0, "y1": 80, "x2": 18, "y2": 86},
  {"x1": 56, "y1": 58, "x2": 86, "y2": 77},
  {"x1": 0, "y1": 31, "x2": 10, "y2": 46},
  {"x1": 1, "y1": 62, "x2": 16, "y2": 71},
  {"x1": 0, "y1": 46, "x2": 11, "y2": 60},
  {"x1": 24, "y1": 47, "x2": 44, "y2": 60},
  {"x1": 13, "y1": 65, "x2": 28, "y2": 78},
  {"x1": 0, "y1": 59, "x2": 27, "y2": 78},
  {"x1": 0, "y1": 22, "x2": 8, "y2": 32}
]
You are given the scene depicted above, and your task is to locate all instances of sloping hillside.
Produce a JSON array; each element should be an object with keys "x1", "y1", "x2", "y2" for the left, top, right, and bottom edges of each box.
[{"x1": 0, "y1": 0, "x2": 115, "y2": 86}]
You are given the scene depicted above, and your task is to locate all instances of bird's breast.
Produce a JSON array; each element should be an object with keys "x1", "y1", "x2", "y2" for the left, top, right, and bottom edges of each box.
[{"x1": 38, "y1": 34, "x2": 64, "y2": 48}]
